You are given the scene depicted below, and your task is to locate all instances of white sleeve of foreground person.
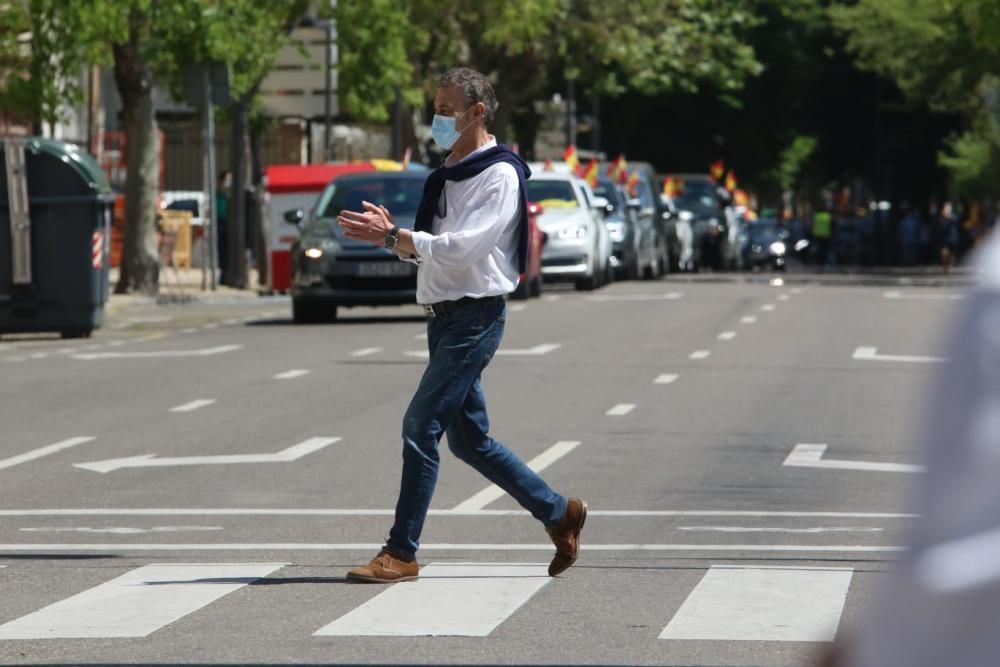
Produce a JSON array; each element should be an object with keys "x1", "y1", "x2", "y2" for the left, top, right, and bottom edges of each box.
[
  {"x1": 409, "y1": 163, "x2": 520, "y2": 271},
  {"x1": 843, "y1": 232, "x2": 1000, "y2": 667}
]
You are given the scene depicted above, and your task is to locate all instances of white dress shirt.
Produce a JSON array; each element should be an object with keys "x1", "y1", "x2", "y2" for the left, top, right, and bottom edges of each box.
[{"x1": 408, "y1": 138, "x2": 521, "y2": 304}]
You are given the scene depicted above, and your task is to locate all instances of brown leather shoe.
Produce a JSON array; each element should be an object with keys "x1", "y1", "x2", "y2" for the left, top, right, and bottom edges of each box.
[
  {"x1": 347, "y1": 548, "x2": 419, "y2": 583},
  {"x1": 546, "y1": 498, "x2": 587, "y2": 576}
]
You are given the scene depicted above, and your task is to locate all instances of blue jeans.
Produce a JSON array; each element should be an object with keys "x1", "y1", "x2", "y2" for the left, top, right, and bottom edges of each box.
[{"x1": 387, "y1": 297, "x2": 568, "y2": 560}]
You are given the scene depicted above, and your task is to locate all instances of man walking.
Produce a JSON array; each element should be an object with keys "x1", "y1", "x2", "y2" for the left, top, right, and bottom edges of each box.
[{"x1": 337, "y1": 68, "x2": 586, "y2": 583}]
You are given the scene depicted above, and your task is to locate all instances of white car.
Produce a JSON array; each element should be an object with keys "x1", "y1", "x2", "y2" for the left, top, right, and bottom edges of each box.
[{"x1": 525, "y1": 170, "x2": 613, "y2": 291}]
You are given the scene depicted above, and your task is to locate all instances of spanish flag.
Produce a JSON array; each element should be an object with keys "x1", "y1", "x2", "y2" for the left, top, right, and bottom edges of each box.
[
  {"x1": 733, "y1": 189, "x2": 749, "y2": 207},
  {"x1": 663, "y1": 176, "x2": 682, "y2": 197},
  {"x1": 625, "y1": 170, "x2": 640, "y2": 196},
  {"x1": 606, "y1": 154, "x2": 627, "y2": 184},
  {"x1": 724, "y1": 170, "x2": 738, "y2": 192},
  {"x1": 563, "y1": 145, "x2": 580, "y2": 174},
  {"x1": 581, "y1": 159, "x2": 599, "y2": 188},
  {"x1": 710, "y1": 159, "x2": 725, "y2": 182}
]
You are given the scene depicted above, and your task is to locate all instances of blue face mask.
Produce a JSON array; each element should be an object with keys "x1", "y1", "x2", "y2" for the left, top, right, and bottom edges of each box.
[{"x1": 431, "y1": 108, "x2": 472, "y2": 151}]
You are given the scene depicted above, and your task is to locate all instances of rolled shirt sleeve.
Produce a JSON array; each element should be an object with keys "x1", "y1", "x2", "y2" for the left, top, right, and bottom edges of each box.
[{"x1": 410, "y1": 164, "x2": 519, "y2": 271}]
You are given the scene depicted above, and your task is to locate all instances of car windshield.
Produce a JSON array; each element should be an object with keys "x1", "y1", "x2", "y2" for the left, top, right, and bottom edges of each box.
[
  {"x1": 314, "y1": 177, "x2": 426, "y2": 221},
  {"x1": 673, "y1": 180, "x2": 718, "y2": 213},
  {"x1": 525, "y1": 180, "x2": 579, "y2": 208},
  {"x1": 749, "y1": 222, "x2": 782, "y2": 244},
  {"x1": 593, "y1": 182, "x2": 623, "y2": 210}
]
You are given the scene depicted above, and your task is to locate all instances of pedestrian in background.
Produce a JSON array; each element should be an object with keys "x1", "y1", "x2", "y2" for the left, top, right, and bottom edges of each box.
[
  {"x1": 336, "y1": 67, "x2": 586, "y2": 583},
  {"x1": 216, "y1": 170, "x2": 231, "y2": 283}
]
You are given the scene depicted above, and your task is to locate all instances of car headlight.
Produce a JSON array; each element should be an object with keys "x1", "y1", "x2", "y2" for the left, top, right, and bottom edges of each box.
[
  {"x1": 302, "y1": 238, "x2": 338, "y2": 259},
  {"x1": 606, "y1": 222, "x2": 627, "y2": 242},
  {"x1": 769, "y1": 241, "x2": 786, "y2": 255},
  {"x1": 678, "y1": 210, "x2": 694, "y2": 222},
  {"x1": 557, "y1": 225, "x2": 588, "y2": 240},
  {"x1": 304, "y1": 247, "x2": 324, "y2": 259}
]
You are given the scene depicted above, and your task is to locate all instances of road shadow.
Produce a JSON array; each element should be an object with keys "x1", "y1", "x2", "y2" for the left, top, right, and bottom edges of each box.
[
  {"x1": 0, "y1": 554, "x2": 120, "y2": 561},
  {"x1": 247, "y1": 315, "x2": 426, "y2": 327}
]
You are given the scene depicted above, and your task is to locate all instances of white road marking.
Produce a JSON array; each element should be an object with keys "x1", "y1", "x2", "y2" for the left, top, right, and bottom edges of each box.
[
  {"x1": 654, "y1": 374, "x2": 679, "y2": 385},
  {"x1": 180, "y1": 328, "x2": 198, "y2": 334},
  {"x1": 222, "y1": 318, "x2": 240, "y2": 325},
  {"x1": 74, "y1": 436, "x2": 341, "y2": 473},
  {"x1": 852, "y1": 346, "x2": 946, "y2": 364},
  {"x1": 761, "y1": 304, "x2": 776, "y2": 312},
  {"x1": 4, "y1": 356, "x2": 26, "y2": 362},
  {"x1": 72, "y1": 345, "x2": 243, "y2": 360},
  {"x1": 452, "y1": 441, "x2": 580, "y2": 511},
  {"x1": 508, "y1": 303, "x2": 527, "y2": 312},
  {"x1": 314, "y1": 563, "x2": 550, "y2": 637},
  {"x1": 677, "y1": 526, "x2": 884, "y2": 534},
  {"x1": 587, "y1": 292, "x2": 683, "y2": 302},
  {"x1": 689, "y1": 350, "x2": 710, "y2": 360},
  {"x1": 717, "y1": 331, "x2": 736, "y2": 341},
  {"x1": 56, "y1": 348, "x2": 77, "y2": 354},
  {"x1": 784, "y1": 444, "x2": 925, "y2": 473},
  {"x1": 107, "y1": 341, "x2": 126, "y2": 347},
  {"x1": 405, "y1": 343, "x2": 560, "y2": 359},
  {"x1": 0, "y1": 543, "x2": 907, "y2": 553},
  {"x1": 606, "y1": 403, "x2": 636, "y2": 416},
  {"x1": 168, "y1": 399, "x2": 216, "y2": 413},
  {"x1": 0, "y1": 437, "x2": 96, "y2": 471},
  {"x1": 122, "y1": 315, "x2": 172, "y2": 325},
  {"x1": 659, "y1": 565, "x2": 853, "y2": 642},
  {"x1": 28, "y1": 352, "x2": 48, "y2": 359},
  {"x1": 740, "y1": 316, "x2": 757, "y2": 324},
  {"x1": 20, "y1": 526, "x2": 223, "y2": 535},
  {"x1": 0, "y1": 563, "x2": 284, "y2": 639},
  {"x1": 883, "y1": 290, "x2": 963, "y2": 301},
  {"x1": 204, "y1": 323, "x2": 220, "y2": 329},
  {"x1": 350, "y1": 347, "x2": 383, "y2": 357},
  {"x1": 0, "y1": 508, "x2": 918, "y2": 519},
  {"x1": 273, "y1": 369, "x2": 310, "y2": 380},
  {"x1": 414, "y1": 333, "x2": 428, "y2": 340},
  {"x1": 778, "y1": 294, "x2": 790, "y2": 301}
]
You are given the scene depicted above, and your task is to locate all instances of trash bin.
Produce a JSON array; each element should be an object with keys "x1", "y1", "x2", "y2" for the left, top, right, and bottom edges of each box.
[{"x1": 0, "y1": 137, "x2": 115, "y2": 338}]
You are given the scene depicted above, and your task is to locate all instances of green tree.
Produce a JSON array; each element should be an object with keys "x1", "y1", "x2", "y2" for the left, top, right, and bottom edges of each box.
[{"x1": 832, "y1": 0, "x2": 1000, "y2": 196}]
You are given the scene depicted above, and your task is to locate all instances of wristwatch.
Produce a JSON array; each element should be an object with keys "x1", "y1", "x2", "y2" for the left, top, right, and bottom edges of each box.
[{"x1": 384, "y1": 225, "x2": 400, "y2": 250}]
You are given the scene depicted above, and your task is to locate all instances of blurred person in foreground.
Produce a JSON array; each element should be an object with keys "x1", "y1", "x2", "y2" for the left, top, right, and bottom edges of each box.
[
  {"x1": 336, "y1": 68, "x2": 585, "y2": 583},
  {"x1": 829, "y1": 229, "x2": 1000, "y2": 667}
]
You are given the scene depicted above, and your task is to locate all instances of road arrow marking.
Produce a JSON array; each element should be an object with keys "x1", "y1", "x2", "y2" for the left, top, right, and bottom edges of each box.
[
  {"x1": 404, "y1": 343, "x2": 560, "y2": 359},
  {"x1": 72, "y1": 345, "x2": 243, "y2": 361},
  {"x1": 852, "y1": 346, "x2": 946, "y2": 364},
  {"x1": 74, "y1": 437, "x2": 341, "y2": 473},
  {"x1": 783, "y1": 444, "x2": 924, "y2": 473},
  {"x1": 0, "y1": 437, "x2": 96, "y2": 471}
]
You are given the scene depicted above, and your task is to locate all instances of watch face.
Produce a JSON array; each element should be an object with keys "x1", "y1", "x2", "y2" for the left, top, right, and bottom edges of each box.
[{"x1": 384, "y1": 235, "x2": 397, "y2": 249}]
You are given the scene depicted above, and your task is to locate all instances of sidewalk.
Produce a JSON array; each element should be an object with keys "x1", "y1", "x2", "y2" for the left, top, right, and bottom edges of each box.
[{"x1": 106, "y1": 268, "x2": 279, "y2": 313}]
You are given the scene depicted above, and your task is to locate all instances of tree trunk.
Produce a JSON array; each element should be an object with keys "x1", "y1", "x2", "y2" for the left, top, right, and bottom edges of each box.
[
  {"x1": 112, "y1": 30, "x2": 159, "y2": 295},
  {"x1": 224, "y1": 94, "x2": 253, "y2": 289},
  {"x1": 249, "y1": 112, "x2": 268, "y2": 287}
]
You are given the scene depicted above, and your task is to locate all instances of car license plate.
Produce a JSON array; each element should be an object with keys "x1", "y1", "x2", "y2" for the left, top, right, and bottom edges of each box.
[{"x1": 354, "y1": 262, "x2": 412, "y2": 277}]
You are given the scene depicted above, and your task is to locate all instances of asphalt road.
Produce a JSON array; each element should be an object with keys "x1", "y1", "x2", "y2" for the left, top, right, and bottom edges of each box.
[{"x1": 0, "y1": 276, "x2": 964, "y2": 666}]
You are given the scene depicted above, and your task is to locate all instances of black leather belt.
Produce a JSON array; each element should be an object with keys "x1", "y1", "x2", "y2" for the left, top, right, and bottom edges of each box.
[{"x1": 422, "y1": 295, "x2": 503, "y2": 319}]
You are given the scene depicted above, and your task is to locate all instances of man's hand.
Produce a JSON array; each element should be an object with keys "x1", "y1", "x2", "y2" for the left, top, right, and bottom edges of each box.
[{"x1": 337, "y1": 201, "x2": 394, "y2": 245}]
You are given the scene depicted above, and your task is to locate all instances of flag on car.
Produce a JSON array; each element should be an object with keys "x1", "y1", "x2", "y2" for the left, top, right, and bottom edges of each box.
[
  {"x1": 625, "y1": 170, "x2": 640, "y2": 196},
  {"x1": 733, "y1": 189, "x2": 750, "y2": 207},
  {"x1": 581, "y1": 159, "x2": 599, "y2": 188},
  {"x1": 725, "y1": 170, "x2": 738, "y2": 192},
  {"x1": 710, "y1": 159, "x2": 725, "y2": 181},
  {"x1": 563, "y1": 145, "x2": 580, "y2": 174},
  {"x1": 663, "y1": 176, "x2": 682, "y2": 197},
  {"x1": 606, "y1": 154, "x2": 627, "y2": 183}
]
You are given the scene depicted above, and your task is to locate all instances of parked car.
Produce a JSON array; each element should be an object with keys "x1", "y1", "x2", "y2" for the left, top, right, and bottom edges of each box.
[
  {"x1": 524, "y1": 171, "x2": 613, "y2": 290},
  {"x1": 288, "y1": 172, "x2": 426, "y2": 323},
  {"x1": 663, "y1": 174, "x2": 730, "y2": 272},
  {"x1": 510, "y1": 201, "x2": 546, "y2": 300},
  {"x1": 625, "y1": 162, "x2": 671, "y2": 276},
  {"x1": 742, "y1": 219, "x2": 789, "y2": 271},
  {"x1": 593, "y1": 175, "x2": 658, "y2": 280}
]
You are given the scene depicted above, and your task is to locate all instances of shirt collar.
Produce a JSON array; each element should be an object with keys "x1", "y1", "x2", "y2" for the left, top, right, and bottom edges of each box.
[{"x1": 445, "y1": 136, "x2": 497, "y2": 167}]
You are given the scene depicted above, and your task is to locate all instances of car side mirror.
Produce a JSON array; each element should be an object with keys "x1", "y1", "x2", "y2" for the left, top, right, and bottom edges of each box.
[
  {"x1": 284, "y1": 208, "x2": 305, "y2": 226},
  {"x1": 591, "y1": 196, "x2": 610, "y2": 218},
  {"x1": 662, "y1": 210, "x2": 673, "y2": 221}
]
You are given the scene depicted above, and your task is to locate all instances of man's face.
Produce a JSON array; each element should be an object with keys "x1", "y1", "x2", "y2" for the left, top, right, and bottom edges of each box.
[{"x1": 434, "y1": 85, "x2": 482, "y2": 132}]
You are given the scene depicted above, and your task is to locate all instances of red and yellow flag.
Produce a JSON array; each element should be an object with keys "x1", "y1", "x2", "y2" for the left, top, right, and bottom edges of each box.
[
  {"x1": 625, "y1": 170, "x2": 640, "y2": 196},
  {"x1": 606, "y1": 154, "x2": 628, "y2": 184},
  {"x1": 710, "y1": 159, "x2": 725, "y2": 182},
  {"x1": 581, "y1": 159, "x2": 599, "y2": 188},
  {"x1": 563, "y1": 145, "x2": 580, "y2": 174},
  {"x1": 724, "y1": 170, "x2": 738, "y2": 192},
  {"x1": 733, "y1": 189, "x2": 749, "y2": 207},
  {"x1": 663, "y1": 176, "x2": 682, "y2": 197}
]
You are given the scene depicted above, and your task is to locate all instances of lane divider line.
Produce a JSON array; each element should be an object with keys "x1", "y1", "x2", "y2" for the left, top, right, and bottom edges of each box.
[
  {"x1": 0, "y1": 437, "x2": 96, "y2": 471},
  {"x1": 274, "y1": 369, "x2": 310, "y2": 380},
  {"x1": 350, "y1": 347, "x2": 383, "y2": 358},
  {"x1": 717, "y1": 332, "x2": 736, "y2": 341},
  {"x1": 740, "y1": 316, "x2": 757, "y2": 324},
  {"x1": 452, "y1": 441, "x2": 581, "y2": 512},
  {"x1": 606, "y1": 403, "x2": 636, "y2": 416},
  {"x1": 169, "y1": 399, "x2": 217, "y2": 414},
  {"x1": 654, "y1": 374, "x2": 679, "y2": 385},
  {"x1": 689, "y1": 350, "x2": 710, "y2": 360}
]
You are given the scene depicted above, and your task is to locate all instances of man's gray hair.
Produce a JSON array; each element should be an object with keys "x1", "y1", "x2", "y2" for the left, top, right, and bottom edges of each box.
[{"x1": 437, "y1": 67, "x2": 499, "y2": 126}]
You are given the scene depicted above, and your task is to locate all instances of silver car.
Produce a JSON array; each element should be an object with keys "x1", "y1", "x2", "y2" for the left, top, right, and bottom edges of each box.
[
  {"x1": 289, "y1": 172, "x2": 426, "y2": 323},
  {"x1": 525, "y1": 172, "x2": 613, "y2": 291}
]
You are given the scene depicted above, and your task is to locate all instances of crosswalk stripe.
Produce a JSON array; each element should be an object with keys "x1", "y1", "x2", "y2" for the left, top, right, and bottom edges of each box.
[
  {"x1": 0, "y1": 563, "x2": 284, "y2": 639},
  {"x1": 659, "y1": 565, "x2": 853, "y2": 642},
  {"x1": 314, "y1": 563, "x2": 550, "y2": 637}
]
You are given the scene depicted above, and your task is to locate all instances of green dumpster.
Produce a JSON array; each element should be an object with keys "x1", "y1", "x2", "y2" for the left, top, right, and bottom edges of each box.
[{"x1": 0, "y1": 138, "x2": 115, "y2": 338}]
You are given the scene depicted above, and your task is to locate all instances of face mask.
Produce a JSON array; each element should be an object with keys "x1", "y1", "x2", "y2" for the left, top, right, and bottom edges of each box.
[{"x1": 431, "y1": 108, "x2": 472, "y2": 150}]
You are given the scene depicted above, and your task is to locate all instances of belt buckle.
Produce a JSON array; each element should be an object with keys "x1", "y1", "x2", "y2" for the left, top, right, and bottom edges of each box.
[{"x1": 422, "y1": 304, "x2": 436, "y2": 319}]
